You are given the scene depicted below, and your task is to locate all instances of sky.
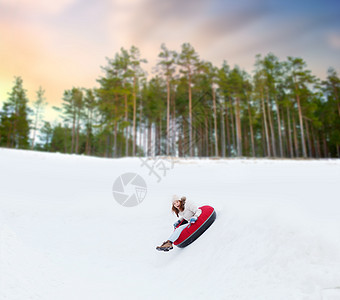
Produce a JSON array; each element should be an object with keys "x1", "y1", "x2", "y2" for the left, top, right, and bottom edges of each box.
[{"x1": 1, "y1": 0, "x2": 340, "y2": 123}]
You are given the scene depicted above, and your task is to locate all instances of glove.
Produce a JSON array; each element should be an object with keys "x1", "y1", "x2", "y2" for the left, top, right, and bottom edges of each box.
[
  {"x1": 190, "y1": 217, "x2": 197, "y2": 224},
  {"x1": 173, "y1": 220, "x2": 181, "y2": 229}
]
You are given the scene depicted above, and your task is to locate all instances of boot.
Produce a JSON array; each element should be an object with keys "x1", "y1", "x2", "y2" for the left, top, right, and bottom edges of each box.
[{"x1": 156, "y1": 240, "x2": 173, "y2": 251}]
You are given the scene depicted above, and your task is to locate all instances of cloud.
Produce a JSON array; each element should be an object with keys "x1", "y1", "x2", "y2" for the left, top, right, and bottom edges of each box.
[
  {"x1": 108, "y1": 0, "x2": 211, "y2": 46},
  {"x1": 106, "y1": 0, "x2": 274, "y2": 76},
  {"x1": 0, "y1": 0, "x2": 77, "y2": 14},
  {"x1": 109, "y1": 0, "x2": 271, "y2": 47},
  {"x1": 191, "y1": 3, "x2": 271, "y2": 46},
  {"x1": 130, "y1": 0, "x2": 208, "y2": 39}
]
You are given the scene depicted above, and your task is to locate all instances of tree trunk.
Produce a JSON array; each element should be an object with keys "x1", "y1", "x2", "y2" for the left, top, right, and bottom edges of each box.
[
  {"x1": 85, "y1": 109, "x2": 91, "y2": 155},
  {"x1": 274, "y1": 95, "x2": 283, "y2": 157},
  {"x1": 75, "y1": 109, "x2": 80, "y2": 154},
  {"x1": 31, "y1": 107, "x2": 39, "y2": 150},
  {"x1": 229, "y1": 97, "x2": 236, "y2": 155},
  {"x1": 294, "y1": 82, "x2": 307, "y2": 158},
  {"x1": 287, "y1": 107, "x2": 294, "y2": 158},
  {"x1": 243, "y1": 123, "x2": 249, "y2": 156},
  {"x1": 166, "y1": 76, "x2": 170, "y2": 155},
  {"x1": 208, "y1": 117, "x2": 213, "y2": 156},
  {"x1": 147, "y1": 120, "x2": 152, "y2": 156},
  {"x1": 155, "y1": 119, "x2": 160, "y2": 155},
  {"x1": 71, "y1": 109, "x2": 75, "y2": 153},
  {"x1": 132, "y1": 76, "x2": 137, "y2": 156},
  {"x1": 188, "y1": 69, "x2": 193, "y2": 156},
  {"x1": 266, "y1": 91, "x2": 277, "y2": 157},
  {"x1": 105, "y1": 134, "x2": 110, "y2": 158},
  {"x1": 124, "y1": 94, "x2": 128, "y2": 156},
  {"x1": 261, "y1": 90, "x2": 271, "y2": 157},
  {"x1": 304, "y1": 119, "x2": 312, "y2": 158},
  {"x1": 220, "y1": 106, "x2": 226, "y2": 157},
  {"x1": 12, "y1": 102, "x2": 18, "y2": 148},
  {"x1": 85, "y1": 129, "x2": 89, "y2": 155},
  {"x1": 205, "y1": 116, "x2": 209, "y2": 157},
  {"x1": 212, "y1": 85, "x2": 218, "y2": 156},
  {"x1": 247, "y1": 97, "x2": 255, "y2": 157},
  {"x1": 143, "y1": 120, "x2": 147, "y2": 156},
  {"x1": 182, "y1": 116, "x2": 187, "y2": 156},
  {"x1": 292, "y1": 112, "x2": 299, "y2": 157},
  {"x1": 178, "y1": 124, "x2": 183, "y2": 157},
  {"x1": 159, "y1": 114, "x2": 162, "y2": 155},
  {"x1": 225, "y1": 102, "x2": 231, "y2": 157},
  {"x1": 172, "y1": 91, "x2": 177, "y2": 156},
  {"x1": 113, "y1": 120, "x2": 117, "y2": 158},
  {"x1": 235, "y1": 97, "x2": 242, "y2": 156},
  {"x1": 89, "y1": 109, "x2": 93, "y2": 155},
  {"x1": 139, "y1": 99, "x2": 143, "y2": 156},
  {"x1": 261, "y1": 118, "x2": 266, "y2": 156},
  {"x1": 200, "y1": 125, "x2": 204, "y2": 157},
  {"x1": 280, "y1": 108, "x2": 287, "y2": 157}
]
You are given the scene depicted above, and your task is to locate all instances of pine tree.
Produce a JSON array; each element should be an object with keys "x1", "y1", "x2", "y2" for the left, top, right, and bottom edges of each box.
[
  {"x1": 198, "y1": 61, "x2": 219, "y2": 156},
  {"x1": 322, "y1": 68, "x2": 340, "y2": 157},
  {"x1": 178, "y1": 43, "x2": 199, "y2": 156},
  {"x1": 83, "y1": 89, "x2": 96, "y2": 155},
  {"x1": 98, "y1": 50, "x2": 131, "y2": 157},
  {"x1": 217, "y1": 61, "x2": 232, "y2": 156},
  {"x1": 0, "y1": 77, "x2": 31, "y2": 149},
  {"x1": 254, "y1": 56, "x2": 271, "y2": 157},
  {"x1": 31, "y1": 86, "x2": 47, "y2": 150},
  {"x1": 39, "y1": 121, "x2": 53, "y2": 151},
  {"x1": 286, "y1": 57, "x2": 316, "y2": 158},
  {"x1": 129, "y1": 46, "x2": 147, "y2": 156},
  {"x1": 158, "y1": 43, "x2": 177, "y2": 155}
]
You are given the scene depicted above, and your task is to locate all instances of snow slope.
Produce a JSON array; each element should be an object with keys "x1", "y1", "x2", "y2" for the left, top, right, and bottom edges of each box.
[{"x1": 1, "y1": 148, "x2": 340, "y2": 300}]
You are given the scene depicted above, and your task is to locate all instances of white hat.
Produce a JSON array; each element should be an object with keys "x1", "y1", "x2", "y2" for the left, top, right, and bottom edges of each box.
[{"x1": 172, "y1": 194, "x2": 180, "y2": 204}]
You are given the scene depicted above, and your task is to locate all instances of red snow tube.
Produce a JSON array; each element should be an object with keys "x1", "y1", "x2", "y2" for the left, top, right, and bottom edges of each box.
[{"x1": 173, "y1": 205, "x2": 216, "y2": 248}]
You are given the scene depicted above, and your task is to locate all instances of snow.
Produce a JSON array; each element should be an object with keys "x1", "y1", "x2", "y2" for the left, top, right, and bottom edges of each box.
[{"x1": 1, "y1": 148, "x2": 340, "y2": 300}]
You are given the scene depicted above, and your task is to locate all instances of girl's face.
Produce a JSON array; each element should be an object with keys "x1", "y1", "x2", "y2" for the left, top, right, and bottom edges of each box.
[{"x1": 174, "y1": 200, "x2": 180, "y2": 209}]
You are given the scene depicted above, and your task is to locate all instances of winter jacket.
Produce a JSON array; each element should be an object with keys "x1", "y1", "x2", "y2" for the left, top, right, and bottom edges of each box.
[{"x1": 178, "y1": 200, "x2": 202, "y2": 222}]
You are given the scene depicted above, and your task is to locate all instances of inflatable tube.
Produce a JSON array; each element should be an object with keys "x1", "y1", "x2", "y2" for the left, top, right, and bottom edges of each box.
[{"x1": 173, "y1": 205, "x2": 216, "y2": 248}]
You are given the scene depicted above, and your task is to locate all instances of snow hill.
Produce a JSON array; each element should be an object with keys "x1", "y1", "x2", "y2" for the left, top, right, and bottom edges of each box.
[{"x1": 1, "y1": 148, "x2": 340, "y2": 300}]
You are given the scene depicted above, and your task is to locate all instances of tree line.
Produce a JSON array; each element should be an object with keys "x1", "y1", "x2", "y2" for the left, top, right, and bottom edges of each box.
[{"x1": 1, "y1": 43, "x2": 339, "y2": 158}]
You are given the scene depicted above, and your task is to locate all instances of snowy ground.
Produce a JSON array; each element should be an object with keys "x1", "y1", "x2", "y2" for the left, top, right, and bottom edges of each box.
[{"x1": 1, "y1": 148, "x2": 340, "y2": 300}]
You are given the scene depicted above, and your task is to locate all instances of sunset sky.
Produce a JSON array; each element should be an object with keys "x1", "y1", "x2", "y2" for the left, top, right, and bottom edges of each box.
[{"x1": 1, "y1": 0, "x2": 340, "y2": 122}]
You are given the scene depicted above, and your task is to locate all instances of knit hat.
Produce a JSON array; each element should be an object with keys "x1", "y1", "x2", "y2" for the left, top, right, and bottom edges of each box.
[{"x1": 172, "y1": 194, "x2": 181, "y2": 204}]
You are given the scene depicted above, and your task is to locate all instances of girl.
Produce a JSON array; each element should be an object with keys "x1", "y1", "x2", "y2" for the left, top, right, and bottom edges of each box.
[{"x1": 156, "y1": 195, "x2": 202, "y2": 251}]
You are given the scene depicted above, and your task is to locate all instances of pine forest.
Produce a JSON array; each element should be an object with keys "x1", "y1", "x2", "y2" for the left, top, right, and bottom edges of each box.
[{"x1": 1, "y1": 43, "x2": 340, "y2": 158}]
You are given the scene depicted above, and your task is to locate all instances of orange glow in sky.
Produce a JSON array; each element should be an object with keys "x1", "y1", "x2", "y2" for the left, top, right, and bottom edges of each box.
[{"x1": 1, "y1": 0, "x2": 340, "y2": 122}]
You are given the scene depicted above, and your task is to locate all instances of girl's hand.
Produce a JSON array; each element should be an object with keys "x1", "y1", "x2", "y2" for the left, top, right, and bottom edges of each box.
[
  {"x1": 173, "y1": 220, "x2": 181, "y2": 229},
  {"x1": 190, "y1": 217, "x2": 197, "y2": 224}
]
